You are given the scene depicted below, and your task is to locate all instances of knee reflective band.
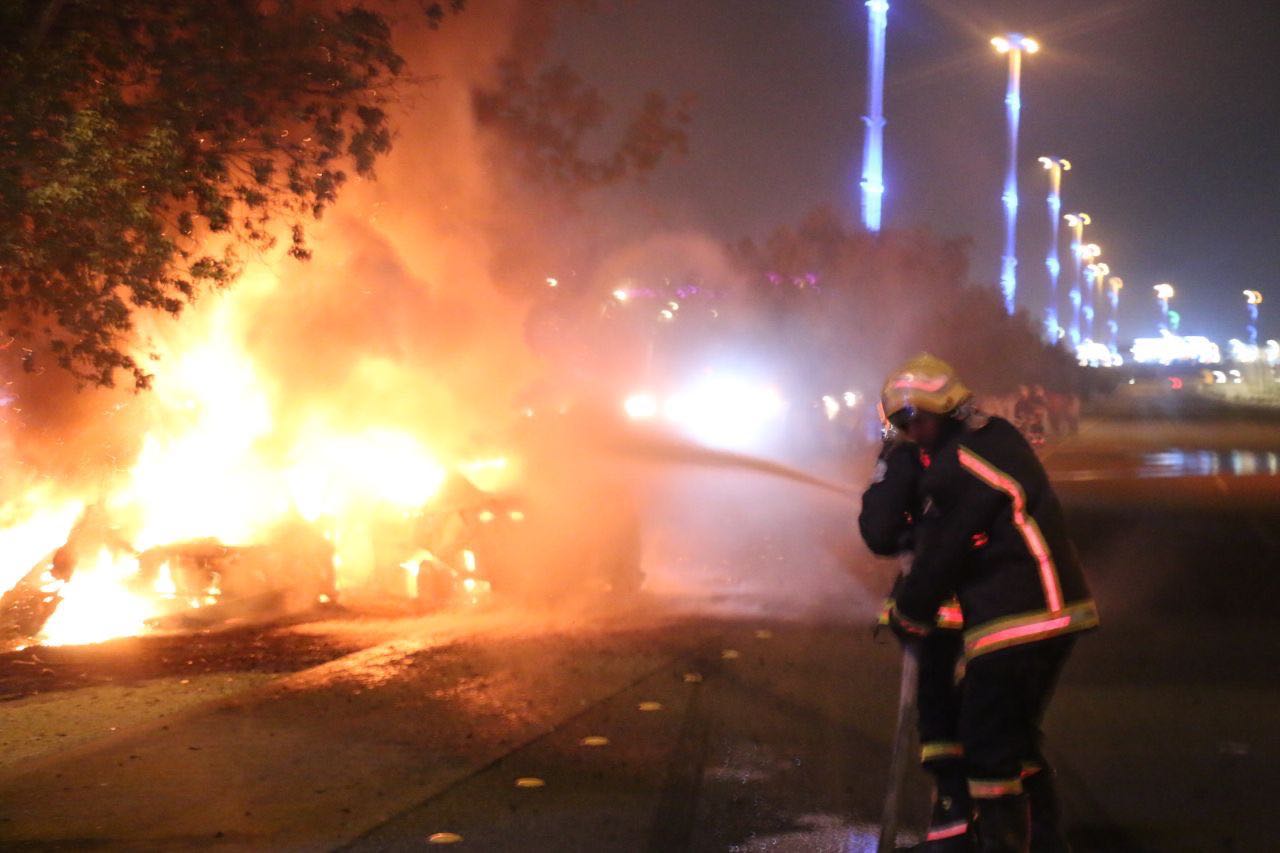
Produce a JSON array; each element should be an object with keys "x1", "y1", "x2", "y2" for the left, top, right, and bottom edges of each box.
[
  {"x1": 921, "y1": 741, "x2": 965, "y2": 763},
  {"x1": 968, "y1": 777, "x2": 1024, "y2": 798}
]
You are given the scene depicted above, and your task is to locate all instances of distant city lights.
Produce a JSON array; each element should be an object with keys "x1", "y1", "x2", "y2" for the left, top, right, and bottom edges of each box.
[
  {"x1": 1130, "y1": 331, "x2": 1221, "y2": 366},
  {"x1": 1076, "y1": 340, "x2": 1122, "y2": 368}
]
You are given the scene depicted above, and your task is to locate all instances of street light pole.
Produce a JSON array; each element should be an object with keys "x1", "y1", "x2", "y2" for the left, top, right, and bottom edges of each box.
[
  {"x1": 1064, "y1": 213, "x2": 1090, "y2": 348},
  {"x1": 1038, "y1": 156, "x2": 1070, "y2": 341},
  {"x1": 860, "y1": 0, "x2": 889, "y2": 233},
  {"x1": 1107, "y1": 277, "x2": 1124, "y2": 356},
  {"x1": 1084, "y1": 259, "x2": 1108, "y2": 342},
  {"x1": 1244, "y1": 290, "x2": 1263, "y2": 346},
  {"x1": 1154, "y1": 283, "x2": 1175, "y2": 333},
  {"x1": 992, "y1": 34, "x2": 1040, "y2": 316}
]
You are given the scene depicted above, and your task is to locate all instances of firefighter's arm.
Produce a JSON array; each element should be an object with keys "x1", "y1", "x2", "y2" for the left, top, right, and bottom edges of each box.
[
  {"x1": 857, "y1": 443, "x2": 921, "y2": 556},
  {"x1": 891, "y1": 468, "x2": 1006, "y2": 630}
]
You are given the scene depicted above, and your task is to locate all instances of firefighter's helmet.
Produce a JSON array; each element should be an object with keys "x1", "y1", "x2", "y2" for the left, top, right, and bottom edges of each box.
[{"x1": 879, "y1": 353, "x2": 973, "y2": 423}]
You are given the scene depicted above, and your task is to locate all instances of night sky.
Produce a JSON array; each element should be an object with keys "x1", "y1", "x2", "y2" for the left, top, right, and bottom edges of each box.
[{"x1": 552, "y1": 0, "x2": 1280, "y2": 344}]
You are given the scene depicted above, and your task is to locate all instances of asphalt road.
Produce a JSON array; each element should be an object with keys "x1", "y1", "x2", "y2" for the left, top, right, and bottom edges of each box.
[{"x1": 1, "y1": 417, "x2": 1277, "y2": 851}]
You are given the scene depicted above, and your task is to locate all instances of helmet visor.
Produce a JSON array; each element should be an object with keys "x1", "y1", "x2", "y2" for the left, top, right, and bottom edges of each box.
[{"x1": 886, "y1": 405, "x2": 918, "y2": 432}]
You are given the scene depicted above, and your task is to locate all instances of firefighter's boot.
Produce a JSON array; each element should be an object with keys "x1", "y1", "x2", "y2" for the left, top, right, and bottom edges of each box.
[
  {"x1": 919, "y1": 770, "x2": 974, "y2": 851},
  {"x1": 1024, "y1": 769, "x2": 1070, "y2": 852},
  {"x1": 976, "y1": 795, "x2": 1030, "y2": 853}
]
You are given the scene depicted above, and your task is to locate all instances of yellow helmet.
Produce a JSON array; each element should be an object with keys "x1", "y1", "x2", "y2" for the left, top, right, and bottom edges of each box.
[{"x1": 880, "y1": 353, "x2": 972, "y2": 421}]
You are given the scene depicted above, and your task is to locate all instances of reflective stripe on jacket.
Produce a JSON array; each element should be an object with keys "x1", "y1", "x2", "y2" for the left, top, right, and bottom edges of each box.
[{"x1": 893, "y1": 416, "x2": 1097, "y2": 659}]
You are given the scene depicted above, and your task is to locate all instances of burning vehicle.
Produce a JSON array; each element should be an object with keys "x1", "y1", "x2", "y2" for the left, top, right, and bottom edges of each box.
[
  {"x1": 388, "y1": 404, "x2": 648, "y2": 613},
  {"x1": 402, "y1": 471, "x2": 643, "y2": 612},
  {"x1": 0, "y1": 404, "x2": 646, "y2": 650},
  {"x1": 0, "y1": 509, "x2": 338, "y2": 650}
]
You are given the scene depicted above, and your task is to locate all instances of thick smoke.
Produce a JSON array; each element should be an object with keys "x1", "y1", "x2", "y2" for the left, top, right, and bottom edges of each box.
[{"x1": 1, "y1": 1, "x2": 1050, "y2": 624}]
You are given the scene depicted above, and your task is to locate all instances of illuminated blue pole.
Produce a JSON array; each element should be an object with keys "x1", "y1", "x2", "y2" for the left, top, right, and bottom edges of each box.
[
  {"x1": 1155, "y1": 284, "x2": 1174, "y2": 333},
  {"x1": 1084, "y1": 264, "x2": 1097, "y2": 341},
  {"x1": 992, "y1": 34, "x2": 1038, "y2": 315},
  {"x1": 1085, "y1": 262, "x2": 1109, "y2": 342},
  {"x1": 1065, "y1": 213, "x2": 1090, "y2": 348},
  {"x1": 1107, "y1": 277, "x2": 1122, "y2": 355},
  {"x1": 1245, "y1": 290, "x2": 1263, "y2": 345},
  {"x1": 860, "y1": 0, "x2": 889, "y2": 232},
  {"x1": 1039, "y1": 157, "x2": 1070, "y2": 340}
]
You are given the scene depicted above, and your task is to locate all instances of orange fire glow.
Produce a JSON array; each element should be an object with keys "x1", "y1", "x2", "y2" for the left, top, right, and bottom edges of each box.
[
  {"x1": 2, "y1": 7, "x2": 544, "y2": 647},
  {"x1": 2, "y1": 264, "x2": 466, "y2": 647}
]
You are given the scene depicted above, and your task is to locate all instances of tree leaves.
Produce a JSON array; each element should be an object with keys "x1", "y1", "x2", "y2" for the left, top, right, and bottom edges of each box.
[
  {"x1": 474, "y1": 59, "x2": 691, "y2": 190},
  {"x1": 0, "y1": 0, "x2": 462, "y2": 388}
]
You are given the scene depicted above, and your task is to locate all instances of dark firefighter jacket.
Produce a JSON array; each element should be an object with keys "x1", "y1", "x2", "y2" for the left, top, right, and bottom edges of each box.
[
  {"x1": 891, "y1": 415, "x2": 1098, "y2": 659},
  {"x1": 859, "y1": 442, "x2": 962, "y2": 631}
]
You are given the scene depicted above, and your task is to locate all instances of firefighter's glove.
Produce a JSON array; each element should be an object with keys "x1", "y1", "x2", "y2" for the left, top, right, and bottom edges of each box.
[{"x1": 871, "y1": 440, "x2": 919, "y2": 491}]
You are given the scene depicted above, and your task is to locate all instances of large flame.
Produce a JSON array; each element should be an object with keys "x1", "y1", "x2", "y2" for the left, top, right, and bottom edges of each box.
[
  {"x1": 39, "y1": 549, "x2": 154, "y2": 647},
  {"x1": 0, "y1": 496, "x2": 85, "y2": 593},
  {"x1": 1, "y1": 6, "x2": 545, "y2": 647},
  {"x1": 2, "y1": 266, "x2": 456, "y2": 646}
]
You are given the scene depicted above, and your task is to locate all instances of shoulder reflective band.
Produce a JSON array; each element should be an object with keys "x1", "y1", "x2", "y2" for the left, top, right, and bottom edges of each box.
[{"x1": 957, "y1": 447, "x2": 1064, "y2": 612}]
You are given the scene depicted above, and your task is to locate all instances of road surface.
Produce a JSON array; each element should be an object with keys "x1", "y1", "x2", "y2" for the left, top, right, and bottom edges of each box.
[{"x1": 1, "y1": 417, "x2": 1276, "y2": 851}]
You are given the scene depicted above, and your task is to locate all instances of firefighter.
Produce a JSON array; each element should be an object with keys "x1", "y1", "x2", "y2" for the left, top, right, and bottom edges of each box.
[
  {"x1": 860, "y1": 426, "x2": 972, "y2": 851},
  {"x1": 879, "y1": 354, "x2": 1098, "y2": 853}
]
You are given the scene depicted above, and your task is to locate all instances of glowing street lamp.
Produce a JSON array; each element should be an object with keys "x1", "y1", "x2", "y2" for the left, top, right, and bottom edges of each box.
[
  {"x1": 1084, "y1": 261, "x2": 1110, "y2": 342},
  {"x1": 860, "y1": 0, "x2": 890, "y2": 232},
  {"x1": 992, "y1": 33, "x2": 1040, "y2": 315},
  {"x1": 1064, "y1": 213, "x2": 1091, "y2": 346},
  {"x1": 1107, "y1": 276, "x2": 1123, "y2": 355},
  {"x1": 1244, "y1": 289, "x2": 1264, "y2": 345},
  {"x1": 1154, "y1": 283, "x2": 1175, "y2": 332},
  {"x1": 1038, "y1": 156, "x2": 1070, "y2": 340}
]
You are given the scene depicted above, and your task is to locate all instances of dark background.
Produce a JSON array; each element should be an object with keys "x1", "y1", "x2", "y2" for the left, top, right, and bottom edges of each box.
[{"x1": 552, "y1": 0, "x2": 1280, "y2": 344}]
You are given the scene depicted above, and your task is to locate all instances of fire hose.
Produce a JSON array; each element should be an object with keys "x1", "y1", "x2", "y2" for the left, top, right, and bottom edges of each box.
[
  {"x1": 877, "y1": 641, "x2": 920, "y2": 853},
  {"x1": 612, "y1": 429, "x2": 921, "y2": 848}
]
